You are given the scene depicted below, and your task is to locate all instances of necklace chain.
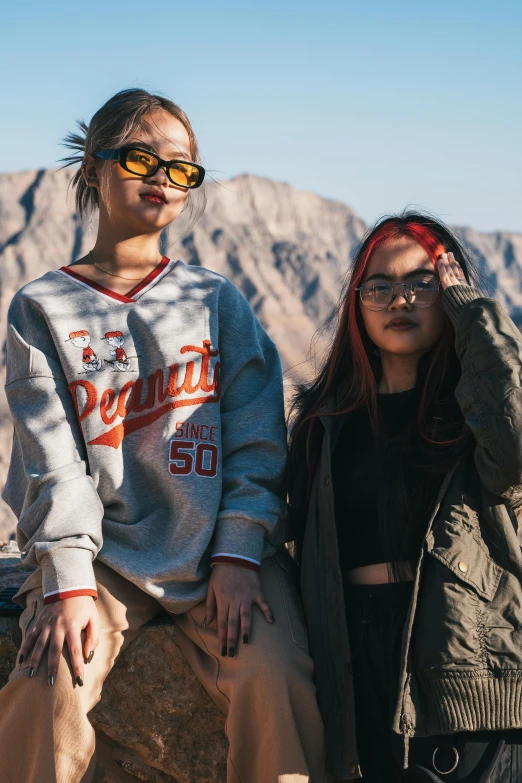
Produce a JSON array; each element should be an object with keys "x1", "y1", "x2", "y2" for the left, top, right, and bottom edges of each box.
[{"x1": 88, "y1": 251, "x2": 151, "y2": 281}]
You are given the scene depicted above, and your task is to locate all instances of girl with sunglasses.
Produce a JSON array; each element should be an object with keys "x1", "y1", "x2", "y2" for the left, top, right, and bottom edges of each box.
[
  {"x1": 0, "y1": 88, "x2": 329, "y2": 783},
  {"x1": 288, "y1": 214, "x2": 522, "y2": 781}
]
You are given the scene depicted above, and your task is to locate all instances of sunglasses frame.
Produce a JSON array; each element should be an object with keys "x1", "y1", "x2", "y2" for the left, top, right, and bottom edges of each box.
[
  {"x1": 96, "y1": 146, "x2": 205, "y2": 189},
  {"x1": 356, "y1": 278, "x2": 441, "y2": 311}
]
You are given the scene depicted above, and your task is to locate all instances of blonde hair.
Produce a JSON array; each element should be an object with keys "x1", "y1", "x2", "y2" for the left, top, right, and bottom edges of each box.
[{"x1": 61, "y1": 88, "x2": 205, "y2": 220}]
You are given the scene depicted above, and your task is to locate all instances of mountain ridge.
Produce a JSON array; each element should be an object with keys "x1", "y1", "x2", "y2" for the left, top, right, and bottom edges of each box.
[{"x1": 0, "y1": 168, "x2": 521, "y2": 537}]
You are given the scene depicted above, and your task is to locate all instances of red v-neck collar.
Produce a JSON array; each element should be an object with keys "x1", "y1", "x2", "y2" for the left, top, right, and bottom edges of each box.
[{"x1": 58, "y1": 256, "x2": 174, "y2": 304}]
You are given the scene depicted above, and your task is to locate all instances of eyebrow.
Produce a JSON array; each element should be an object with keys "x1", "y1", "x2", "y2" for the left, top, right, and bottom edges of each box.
[
  {"x1": 364, "y1": 268, "x2": 438, "y2": 283},
  {"x1": 126, "y1": 141, "x2": 191, "y2": 160}
]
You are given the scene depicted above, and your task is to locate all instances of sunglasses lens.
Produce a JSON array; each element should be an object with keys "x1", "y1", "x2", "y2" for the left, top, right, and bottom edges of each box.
[
  {"x1": 124, "y1": 149, "x2": 158, "y2": 176},
  {"x1": 168, "y1": 162, "x2": 201, "y2": 188}
]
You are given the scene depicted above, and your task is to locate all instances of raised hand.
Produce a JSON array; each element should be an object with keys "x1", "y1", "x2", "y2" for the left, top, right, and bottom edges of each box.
[{"x1": 437, "y1": 251, "x2": 469, "y2": 290}]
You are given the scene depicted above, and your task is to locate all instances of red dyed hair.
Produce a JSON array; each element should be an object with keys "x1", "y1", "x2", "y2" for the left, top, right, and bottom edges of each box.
[{"x1": 304, "y1": 220, "x2": 449, "y2": 440}]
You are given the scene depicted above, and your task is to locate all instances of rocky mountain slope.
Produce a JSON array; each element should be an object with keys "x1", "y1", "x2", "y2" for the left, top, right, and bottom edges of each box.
[{"x1": 0, "y1": 169, "x2": 521, "y2": 537}]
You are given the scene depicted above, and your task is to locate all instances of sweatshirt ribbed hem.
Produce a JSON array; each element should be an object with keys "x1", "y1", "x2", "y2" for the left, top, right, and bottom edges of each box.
[
  {"x1": 442, "y1": 286, "x2": 483, "y2": 326},
  {"x1": 423, "y1": 671, "x2": 522, "y2": 734}
]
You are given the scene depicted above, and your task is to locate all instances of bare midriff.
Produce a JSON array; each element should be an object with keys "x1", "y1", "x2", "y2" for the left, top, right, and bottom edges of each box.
[{"x1": 344, "y1": 561, "x2": 414, "y2": 585}]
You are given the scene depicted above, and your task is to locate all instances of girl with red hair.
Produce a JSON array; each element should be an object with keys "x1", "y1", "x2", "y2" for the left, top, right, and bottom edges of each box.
[{"x1": 288, "y1": 212, "x2": 522, "y2": 781}]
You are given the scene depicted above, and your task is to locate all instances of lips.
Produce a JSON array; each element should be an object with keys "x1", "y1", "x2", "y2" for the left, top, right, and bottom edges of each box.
[
  {"x1": 385, "y1": 318, "x2": 417, "y2": 330},
  {"x1": 140, "y1": 189, "x2": 167, "y2": 204}
]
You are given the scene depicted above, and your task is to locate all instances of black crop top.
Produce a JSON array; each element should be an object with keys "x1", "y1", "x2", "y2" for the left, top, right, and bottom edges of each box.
[{"x1": 332, "y1": 388, "x2": 443, "y2": 573}]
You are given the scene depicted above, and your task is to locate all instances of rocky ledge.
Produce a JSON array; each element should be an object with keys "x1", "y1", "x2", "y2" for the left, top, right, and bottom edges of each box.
[{"x1": 0, "y1": 546, "x2": 228, "y2": 783}]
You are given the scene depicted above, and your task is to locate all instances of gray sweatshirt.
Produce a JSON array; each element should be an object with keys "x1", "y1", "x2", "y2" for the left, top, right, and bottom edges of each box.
[{"x1": 3, "y1": 258, "x2": 287, "y2": 612}]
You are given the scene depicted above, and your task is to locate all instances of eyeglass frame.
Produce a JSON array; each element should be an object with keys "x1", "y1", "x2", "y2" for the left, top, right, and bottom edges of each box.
[
  {"x1": 95, "y1": 146, "x2": 206, "y2": 189},
  {"x1": 355, "y1": 277, "x2": 442, "y2": 310}
]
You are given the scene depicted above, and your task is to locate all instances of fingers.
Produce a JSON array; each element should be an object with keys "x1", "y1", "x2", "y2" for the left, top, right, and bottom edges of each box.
[
  {"x1": 66, "y1": 629, "x2": 85, "y2": 687},
  {"x1": 83, "y1": 610, "x2": 100, "y2": 663},
  {"x1": 18, "y1": 621, "x2": 41, "y2": 664},
  {"x1": 217, "y1": 601, "x2": 229, "y2": 658},
  {"x1": 240, "y1": 604, "x2": 252, "y2": 646},
  {"x1": 447, "y1": 252, "x2": 465, "y2": 283},
  {"x1": 26, "y1": 625, "x2": 51, "y2": 679},
  {"x1": 226, "y1": 603, "x2": 240, "y2": 657},
  {"x1": 253, "y1": 591, "x2": 274, "y2": 625},
  {"x1": 438, "y1": 252, "x2": 467, "y2": 290},
  {"x1": 205, "y1": 584, "x2": 217, "y2": 628},
  {"x1": 47, "y1": 627, "x2": 66, "y2": 685}
]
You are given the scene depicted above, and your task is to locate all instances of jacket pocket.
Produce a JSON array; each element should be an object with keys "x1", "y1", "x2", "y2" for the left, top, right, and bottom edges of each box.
[
  {"x1": 425, "y1": 520, "x2": 502, "y2": 601},
  {"x1": 414, "y1": 521, "x2": 504, "y2": 674}
]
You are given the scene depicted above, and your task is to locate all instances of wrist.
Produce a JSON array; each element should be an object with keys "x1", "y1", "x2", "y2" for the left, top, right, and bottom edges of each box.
[
  {"x1": 210, "y1": 554, "x2": 261, "y2": 572},
  {"x1": 44, "y1": 588, "x2": 98, "y2": 605},
  {"x1": 442, "y1": 285, "x2": 482, "y2": 326}
]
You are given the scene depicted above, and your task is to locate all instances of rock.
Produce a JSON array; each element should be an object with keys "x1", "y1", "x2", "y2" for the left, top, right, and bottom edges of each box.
[
  {"x1": 0, "y1": 555, "x2": 227, "y2": 782},
  {"x1": 0, "y1": 539, "x2": 19, "y2": 554},
  {"x1": 0, "y1": 548, "x2": 25, "y2": 688}
]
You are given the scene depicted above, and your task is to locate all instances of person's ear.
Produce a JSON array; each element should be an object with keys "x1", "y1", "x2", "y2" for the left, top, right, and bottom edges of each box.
[{"x1": 82, "y1": 156, "x2": 100, "y2": 189}]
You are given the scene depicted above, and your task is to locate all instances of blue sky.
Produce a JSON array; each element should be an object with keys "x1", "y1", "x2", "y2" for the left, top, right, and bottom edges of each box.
[{"x1": 1, "y1": 0, "x2": 521, "y2": 232}]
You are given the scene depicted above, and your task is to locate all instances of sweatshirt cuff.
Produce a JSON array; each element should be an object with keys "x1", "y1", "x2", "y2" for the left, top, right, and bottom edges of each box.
[
  {"x1": 40, "y1": 547, "x2": 98, "y2": 604},
  {"x1": 210, "y1": 554, "x2": 261, "y2": 572},
  {"x1": 211, "y1": 517, "x2": 266, "y2": 571},
  {"x1": 442, "y1": 285, "x2": 483, "y2": 326}
]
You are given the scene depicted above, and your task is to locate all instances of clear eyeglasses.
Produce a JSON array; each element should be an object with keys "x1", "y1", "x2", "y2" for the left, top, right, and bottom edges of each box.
[{"x1": 356, "y1": 277, "x2": 441, "y2": 311}]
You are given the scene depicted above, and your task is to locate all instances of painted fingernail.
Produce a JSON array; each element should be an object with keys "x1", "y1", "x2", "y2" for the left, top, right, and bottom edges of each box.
[
  {"x1": 76, "y1": 676, "x2": 84, "y2": 687},
  {"x1": 87, "y1": 651, "x2": 94, "y2": 664},
  {"x1": 18, "y1": 654, "x2": 24, "y2": 664},
  {"x1": 221, "y1": 646, "x2": 227, "y2": 657},
  {"x1": 28, "y1": 668, "x2": 35, "y2": 679},
  {"x1": 49, "y1": 675, "x2": 54, "y2": 687},
  {"x1": 228, "y1": 647, "x2": 235, "y2": 657},
  {"x1": 202, "y1": 617, "x2": 207, "y2": 628},
  {"x1": 243, "y1": 634, "x2": 249, "y2": 644},
  {"x1": 269, "y1": 615, "x2": 275, "y2": 623}
]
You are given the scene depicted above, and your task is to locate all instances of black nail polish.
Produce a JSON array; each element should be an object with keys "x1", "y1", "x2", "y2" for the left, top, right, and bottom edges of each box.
[
  {"x1": 49, "y1": 675, "x2": 54, "y2": 687},
  {"x1": 18, "y1": 654, "x2": 24, "y2": 664},
  {"x1": 28, "y1": 668, "x2": 35, "y2": 679},
  {"x1": 221, "y1": 646, "x2": 227, "y2": 657},
  {"x1": 229, "y1": 647, "x2": 235, "y2": 657},
  {"x1": 87, "y1": 651, "x2": 94, "y2": 664},
  {"x1": 269, "y1": 615, "x2": 275, "y2": 623},
  {"x1": 243, "y1": 634, "x2": 249, "y2": 645},
  {"x1": 76, "y1": 676, "x2": 84, "y2": 687},
  {"x1": 202, "y1": 617, "x2": 207, "y2": 628}
]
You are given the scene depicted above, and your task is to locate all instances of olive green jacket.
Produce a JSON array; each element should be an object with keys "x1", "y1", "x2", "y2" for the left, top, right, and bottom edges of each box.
[{"x1": 299, "y1": 286, "x2": 522, "y2": 780}]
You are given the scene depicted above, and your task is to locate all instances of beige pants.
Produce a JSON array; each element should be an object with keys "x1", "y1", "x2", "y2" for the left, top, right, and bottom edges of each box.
[{"x1": 0, "y1": 551, "x2": 330, "y2": 783}]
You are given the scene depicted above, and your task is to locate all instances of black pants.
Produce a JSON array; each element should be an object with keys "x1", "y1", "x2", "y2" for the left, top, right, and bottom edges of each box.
[{"x1": 345, "y1": 581, "x2": 522, "y2": 782}]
